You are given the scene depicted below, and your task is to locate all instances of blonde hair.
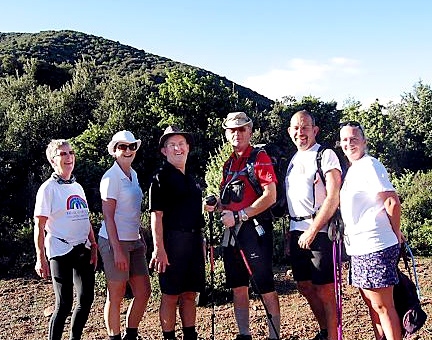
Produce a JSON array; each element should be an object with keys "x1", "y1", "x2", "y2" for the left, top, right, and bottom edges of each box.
[{"x1": 45, "y1": 139, "x2": 71, "y2": 164}]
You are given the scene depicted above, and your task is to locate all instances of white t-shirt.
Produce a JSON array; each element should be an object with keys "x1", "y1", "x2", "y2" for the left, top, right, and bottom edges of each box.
[
  {"x1": 99, "y1": 161, "x2": 143, "y2": 241},
  {"x1": 340, "y1": 155, "x2": 398, "y2": 256},
  {"x1": 34, "y1": 177, "x2": 91, "y2": 259},
  {"x1": 285, "y1": 143, "x2": 341, "y2": 232}
]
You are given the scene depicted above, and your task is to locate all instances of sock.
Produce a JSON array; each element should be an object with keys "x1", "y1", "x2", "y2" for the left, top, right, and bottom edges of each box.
[
  {"x1": 125, "y1": 327, "x2": 138, "y2": 338},
  {"x1": 109, "y1": 335, "x2": 121, "y2": 340},
  {"x1": 234, "y1": 307, "x2": 250, "y2": 335},
  {"x1": 162, "y1": 330, "x2": 176, "y2": 340},
  {"x1": 320, "y1": 329, "x2": 328, "y2": 338},
  {"x1": 267, "y1": 314, "x2": 281, "y2": 339},
  {"x1": 183, "y1": 326, "x2": 197, "y2": 338}
]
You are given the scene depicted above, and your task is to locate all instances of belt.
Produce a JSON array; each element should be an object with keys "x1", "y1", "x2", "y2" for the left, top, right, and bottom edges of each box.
[{"x1": 289, "y1": 213, "x2": 316, "y2": 222}]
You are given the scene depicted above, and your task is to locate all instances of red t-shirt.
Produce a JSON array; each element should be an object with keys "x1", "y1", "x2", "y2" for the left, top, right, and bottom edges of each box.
[{"x1": 220, "y1": 145, "x2": 277, "y2": 211}]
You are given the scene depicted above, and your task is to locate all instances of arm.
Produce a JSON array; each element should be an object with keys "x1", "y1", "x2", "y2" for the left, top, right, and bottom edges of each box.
[
  {"x1": 299, "y1": 168, "x2": 341, "y2": 248},
  {"x1": 34, "y1": 215, "x2": 50, "y2": 279},
  {"x1": 149, "y1": 210, "x2": 170, "y2": 273},
  {"x1": 377, "y1": 191, "x2": 403, "y2": 243},
  {"x1": 88, "y1": 225, "x2": 98, "y2": 269},
  {"x1": 102, "y1": 198, "x2": 128, "y2": 271}
]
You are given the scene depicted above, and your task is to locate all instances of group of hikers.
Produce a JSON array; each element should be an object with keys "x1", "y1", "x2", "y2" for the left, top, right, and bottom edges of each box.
[{"x1": 33, "y1": 109, "x2": 404, "y2": 340}]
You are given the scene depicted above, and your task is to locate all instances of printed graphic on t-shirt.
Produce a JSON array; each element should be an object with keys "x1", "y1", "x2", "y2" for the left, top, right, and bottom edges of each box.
[{"x1": 65, "y1": 195, "x2": 89, "y2": 222}]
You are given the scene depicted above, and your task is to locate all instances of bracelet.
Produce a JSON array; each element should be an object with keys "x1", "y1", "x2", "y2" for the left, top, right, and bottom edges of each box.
[{"x1": 233, "y1": 211, "x2": 240, "y2": 225}]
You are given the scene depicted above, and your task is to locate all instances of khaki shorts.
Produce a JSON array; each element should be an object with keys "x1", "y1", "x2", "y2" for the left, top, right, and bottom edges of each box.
[{"x1": 98, "y1": 236, "x2": 149, "y2": 281}]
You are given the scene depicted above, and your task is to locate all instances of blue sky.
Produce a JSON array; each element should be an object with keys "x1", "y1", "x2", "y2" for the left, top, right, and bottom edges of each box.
[{"x1": 1, "y1": 0, "x2": 431, "y2": 108}]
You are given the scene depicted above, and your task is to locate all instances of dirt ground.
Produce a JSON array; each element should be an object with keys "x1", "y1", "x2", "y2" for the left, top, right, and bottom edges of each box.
[{"x1": 1, "y1": 258, "x2": 431, "y2": 340}]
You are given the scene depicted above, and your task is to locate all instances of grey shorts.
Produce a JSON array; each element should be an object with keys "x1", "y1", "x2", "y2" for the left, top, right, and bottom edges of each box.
[
  {"x1": 98, "y1": 236, "x2": 149, "y2": 281},
  {"x1": 350, "y1": 243, "x2": 400, "y2": 289},
  {"x1": 290, "y1": 230, "x2": 334, "y2": 285}
]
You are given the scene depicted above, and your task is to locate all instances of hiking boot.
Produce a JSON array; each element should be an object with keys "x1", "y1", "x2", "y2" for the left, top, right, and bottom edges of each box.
[
  {"x1": 183, "y1": 331, "x2": 198, "y2": 340},
  {"x1": 311, "y1": 329, "x2": 328, "y2": 340},
  {"x1": 122, "y1": 334, "x2": 142, "y2": 340},
  {"x1": 235, "y1": 335, "x2": 252, "y2": 340}
]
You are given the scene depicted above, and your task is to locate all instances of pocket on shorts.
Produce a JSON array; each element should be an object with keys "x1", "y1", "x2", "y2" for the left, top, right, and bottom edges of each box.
[{"x1": 98, "y1": 236, "x2": 111, "y2": 255}]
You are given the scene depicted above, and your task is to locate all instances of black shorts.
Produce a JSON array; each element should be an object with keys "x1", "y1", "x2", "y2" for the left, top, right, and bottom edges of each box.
[
  {"x1": 290, "y1": 230, "x2": 334, "y2": 285},
  {"x1": 159, "y1": 229, "x2": 206, "y2": 295},
  {"x1": 223, "y1": 219, "x2": 275, "y2": 294}
]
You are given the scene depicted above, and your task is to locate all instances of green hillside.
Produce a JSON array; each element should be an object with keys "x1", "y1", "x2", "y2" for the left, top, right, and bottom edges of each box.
[{"x1": 0, "y1": 30, "x2": 273, "y2": 110}]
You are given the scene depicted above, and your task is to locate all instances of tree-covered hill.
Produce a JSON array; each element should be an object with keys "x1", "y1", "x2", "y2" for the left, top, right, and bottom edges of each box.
[{"x1": 0, "y1": 30, "x2": 273, "y2": 109}]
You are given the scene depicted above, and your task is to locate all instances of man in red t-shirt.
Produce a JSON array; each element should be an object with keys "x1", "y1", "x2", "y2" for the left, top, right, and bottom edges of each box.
[{"x1": 206, "y1": 112, "x2": 280, "y2": 340}]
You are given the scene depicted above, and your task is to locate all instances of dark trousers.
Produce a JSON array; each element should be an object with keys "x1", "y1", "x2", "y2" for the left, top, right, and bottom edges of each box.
[{"x1": 49, "y1": 245, "x2": 95, "y2": 340}]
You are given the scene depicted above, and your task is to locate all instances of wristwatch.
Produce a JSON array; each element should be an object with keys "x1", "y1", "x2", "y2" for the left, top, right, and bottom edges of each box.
[{"x1": 239, "y1": 209, "x2": 249, "y2": 222}]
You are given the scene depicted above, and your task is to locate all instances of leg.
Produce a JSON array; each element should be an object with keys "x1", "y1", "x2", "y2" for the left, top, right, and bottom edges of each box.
[
  {"x1": 125, "y1": 274, "x2": 151, "y2": 328},
  {"x1": 49, "y1": 255, "x2": 74, "y2": 340},
  {"x1": 104, "y1": 280, "x2": 127, "y2": 336},
  {"x1": 179, "y1": 292, "x2": 197, "y2": 328},
  {"x1": 297, "y1": 281, "x2": 327, "y2": 330},
  {"x1": 315, "y1": 283, "x2": 337, "y2": 340},
  {"x1": 70, "y1": 249, "x2": 95, "y2": 340},
  {"x1": 262, "y1": 291, "x2": 280, "y2": 339},
  {"x1": 360, "y1": 287, "x2": 401, "y2": 340},
  {"x1": 160, "y1": 293, "x2": 180, "y2": 332},
  {"x1": 233, "y1": 286, "x2": 251, "y2": 336}
]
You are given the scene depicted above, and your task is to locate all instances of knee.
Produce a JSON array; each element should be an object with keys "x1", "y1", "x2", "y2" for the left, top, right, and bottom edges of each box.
[
  {"x1": 297, "y1": 281, "x2": 315, "y2": 297},
  {"x1": 315, "y1": 284, "x2": 335, "y2": 302}
]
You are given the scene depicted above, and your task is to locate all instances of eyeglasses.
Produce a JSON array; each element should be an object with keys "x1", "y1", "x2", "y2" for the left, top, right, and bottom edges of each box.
[
  {"x1": 227, "y1": 126, "x2": 247, "y2": 133},
  {"x1": 116, "y1": 143, "x2": 138, "y2": 151},
  {"x1": 165, "y1": 141, "x2": 187, "y2": 149},
  {"x1": 339, "y1": 121, "x2": 365, "y2": 136},
  {"x1": 55, "y1": 150, "x2": 75, "y2": 157}
]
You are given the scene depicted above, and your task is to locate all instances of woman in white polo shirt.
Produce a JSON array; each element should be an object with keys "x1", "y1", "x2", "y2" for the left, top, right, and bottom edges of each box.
[
  {"x1": 34, "y1": 139, "x2": 98, "y2": 340},
  {"x1": 339, "y1": 122, "x2": 402, "y2": 340},
  {"x1": 98, "y1": 130, "x2": 151, "y2": 340}
]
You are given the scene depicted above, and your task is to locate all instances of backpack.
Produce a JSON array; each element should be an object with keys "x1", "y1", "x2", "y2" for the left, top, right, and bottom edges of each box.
[
  {"x1": 225, "y1": 143, "x2": 289, "y2": 219},
  {"x1": 394, "y1": 243, "x2": 427, "y2": 338}
]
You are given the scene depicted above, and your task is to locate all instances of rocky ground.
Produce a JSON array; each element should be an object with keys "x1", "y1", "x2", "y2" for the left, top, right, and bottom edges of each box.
[{"x1": 1, "y1": 258, "x2": 432, "y2": 340}]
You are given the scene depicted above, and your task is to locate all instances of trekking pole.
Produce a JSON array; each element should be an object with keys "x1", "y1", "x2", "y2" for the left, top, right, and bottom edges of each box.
[
  {"x1": 330, "y1": 216, "x2": 343, "y2": 340},
  {"x1": 228, "y1": 225, "x2": 280, "y2": 340},
  {"x1": 205, "y1": 195, "x2": 218, "y2": 340},
  {"x1": 404, "y1": 242, "x2": 421, "y2": 300}
]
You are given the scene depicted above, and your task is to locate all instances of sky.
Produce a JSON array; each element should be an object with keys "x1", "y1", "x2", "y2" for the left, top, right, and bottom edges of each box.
[{"x1": 1, "y1": 0, "x2": 432, "y2": 108}]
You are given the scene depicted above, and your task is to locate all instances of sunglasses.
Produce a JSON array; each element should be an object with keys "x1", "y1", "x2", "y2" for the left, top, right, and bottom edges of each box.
[
  {"x1": 116, "y1": 142, "x2": 138, "y2": 151},
  {"x1": 56, "y1": 150, "x2": 75, "y2": 157},
  {"x1": 339, "y1": 121, "x2": 365, "y2": 134}
]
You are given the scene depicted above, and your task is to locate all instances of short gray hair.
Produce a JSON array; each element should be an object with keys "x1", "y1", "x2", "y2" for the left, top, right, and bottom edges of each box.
[{"x1": 45, "y1": 139, "x2": 70, "y2": 163}]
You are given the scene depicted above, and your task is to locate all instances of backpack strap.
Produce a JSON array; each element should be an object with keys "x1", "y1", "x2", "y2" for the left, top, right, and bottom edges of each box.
[
  {"x1": 246, "y1": 147, "x2": 265, "y2": 196},
  {"x1": 316, "y1": 145, "x2": 327, "y2": 185}
]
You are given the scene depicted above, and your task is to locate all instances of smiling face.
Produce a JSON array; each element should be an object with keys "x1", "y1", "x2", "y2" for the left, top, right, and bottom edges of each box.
[
  {"x1": 114, "y1": 141, "x2": 137, "y2": 168},
  {"x1": 339, "y1": 125, "x2": 367, "y2": 162},
  {"x1": 50, "y1": 144, "x2": 75, "y2": 179},
  {"x1": 288, "y1": 112, "x2": 319, "y2": 151},
  {"x1": 161, "y1": 134, "x2": 189, "y2": 170}
]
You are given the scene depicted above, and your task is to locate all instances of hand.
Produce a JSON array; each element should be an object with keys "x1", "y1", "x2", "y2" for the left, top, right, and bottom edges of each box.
[
  {"x1": 90, "y1": 245, "x2": 98, "y2": 270},
  {"x1": 149, "y1": 248, "x2": 170, "y2": 273},
  {"x1": 203, "y1": 196, "x2": 219, "y2": 212},
  {"x1": 298, "y1": 229, "x2": 317, "y2": 249},
  {"x1": 35, "y1": 257, "x2": 50, "y2": 279},
  {"x1": 113, "y1": 248, "x2": 129, "y2": 272},
  {"x1": 221, "y1": 210, "x2": 235, "y2": 227}
]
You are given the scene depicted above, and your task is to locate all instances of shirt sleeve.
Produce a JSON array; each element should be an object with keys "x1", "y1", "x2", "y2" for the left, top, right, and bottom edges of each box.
[
  {"x1": 366, "y1": 158, "x2": 395, "y2": 193},
  {"x1": 322, "y1": 148, "x2": 342, "y2": 175},
  {"x1": 100, "y1": 173, "x2": 119, "y2": 201},
  {"x1": 149, "y1": 172, "x2": 164, "y2": 212},
  {"x1": 255, "y1": 151, "x2": 277, "y2": 187},
  {"x1": 34, "y1": 182, "x2": 52, "y2": 217}
]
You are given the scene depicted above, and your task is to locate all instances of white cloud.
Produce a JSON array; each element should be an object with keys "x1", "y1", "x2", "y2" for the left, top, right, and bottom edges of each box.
[{"x1": 242, "y1": 57, "x2": 362, "y2": 102}]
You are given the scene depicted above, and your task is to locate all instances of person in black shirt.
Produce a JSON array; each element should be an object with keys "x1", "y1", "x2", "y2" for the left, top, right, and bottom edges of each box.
[{"x1": 149, "y1": 126, "x2": 205, "y2": 340}]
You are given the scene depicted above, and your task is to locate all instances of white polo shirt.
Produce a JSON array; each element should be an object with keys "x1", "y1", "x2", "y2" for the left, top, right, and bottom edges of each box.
[
  {"x1": 285, "y1": 143, "x2": 341, "y2": 232},
  {"x1": 34, "y1": 177, "x2": 91, "y2": 259},
  {"x1": 99, "y1": 161, "x2": 143, "y2": 241},
  {"x1": 340, "y1": 155, "x2": 398, "y2": 255}
]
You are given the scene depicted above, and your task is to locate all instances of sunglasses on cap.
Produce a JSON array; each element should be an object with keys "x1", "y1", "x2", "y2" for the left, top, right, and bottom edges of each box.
[
  {"x1": 116, "y1": 142, "x2": 138, "y2": 151},
  {"x1": 340, "y1": 120, "x2": 365, "y2": 132},
  {"x1": 55, "y1": 150, "x2": 75, "y2": 157}
]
